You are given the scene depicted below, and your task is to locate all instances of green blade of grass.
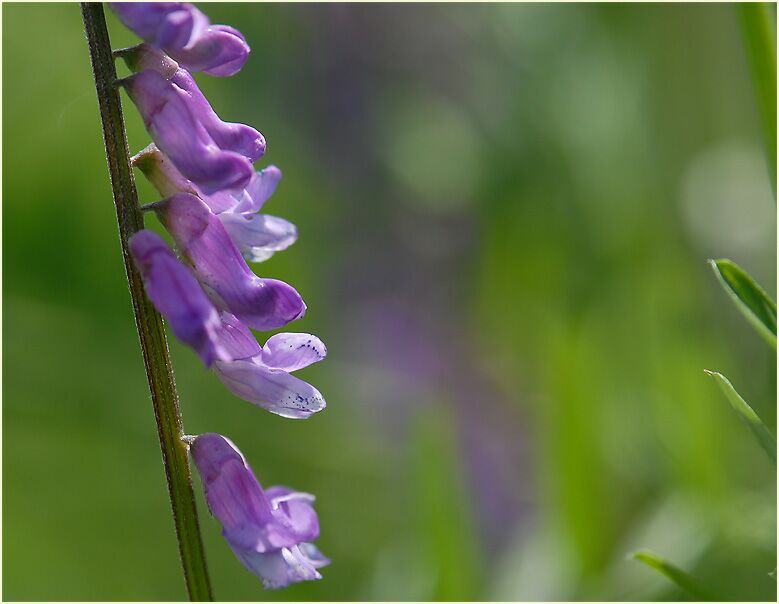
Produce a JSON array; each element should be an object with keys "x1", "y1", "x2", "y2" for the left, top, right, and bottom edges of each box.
[
  {"x1": 709, "y1": 259, "x2": 776, "y2": 348},
  {"x1": 631, "y1": 550, "x2": 717, "y2": 601},
  {"x1": 738, "y1": 2, "x2": 776, "y2": 195},
  {"x1": 704, "y1": 370, "x2": 776, "y2": 464}
]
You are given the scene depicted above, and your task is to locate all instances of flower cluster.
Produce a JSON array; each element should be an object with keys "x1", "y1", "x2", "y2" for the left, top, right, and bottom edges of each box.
[{"x1": 111, "y1": 2, "x2": 327, "y2": 588}]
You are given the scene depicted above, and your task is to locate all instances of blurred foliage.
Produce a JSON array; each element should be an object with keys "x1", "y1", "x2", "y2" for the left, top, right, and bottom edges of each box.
[{"x1": 3, "y1": 3, "x2": 776, "y2": 601}]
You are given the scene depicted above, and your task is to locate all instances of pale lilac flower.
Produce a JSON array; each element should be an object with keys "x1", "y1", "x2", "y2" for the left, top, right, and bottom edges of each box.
[
  {"x1": 128, "y1": 229, "x2": 229, "y2": 366},
  {"x1": 110, "y1": 3, "x2": 250, "y2": 76},
  {"x1": 212, "y1": 314, "x2": 327, "y2": 418},
  {"x1": 190, "y1": 433, "x2": 329, "y2": 588},
  {"x1": 121, "y1": 69, "x2": 255, "y2": 194},
  {"x1": 134, "y1": 144, "x2": 297, "y2": 262},
  {"x1": 154, "y1": 193, "x2": 306, "y2": 330}
]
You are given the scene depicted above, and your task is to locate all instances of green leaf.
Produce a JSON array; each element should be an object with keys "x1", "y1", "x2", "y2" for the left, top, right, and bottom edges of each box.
[
  {"x1": 704, "y1": 370, "x2": 776, "y2": 464},
  {"x1": 631, "y1": 550, "x2": 716, "y2": 600},
  {"x1": 709, "y1": 259, "x2": 776, "y2": 348},
  {"x1": 738, "y1": 2, "x2": 777, "y2": 195}
]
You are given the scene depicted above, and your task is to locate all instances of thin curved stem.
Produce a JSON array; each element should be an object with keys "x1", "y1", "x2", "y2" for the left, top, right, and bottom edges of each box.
[{"x1": 80, "y1": 3, "x2": 214, "y2": 600}]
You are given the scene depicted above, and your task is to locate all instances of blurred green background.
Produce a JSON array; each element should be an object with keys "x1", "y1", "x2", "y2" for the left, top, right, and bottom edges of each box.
[{"x1": 3, "y1": 2, "x2": 776, "y2": 601}]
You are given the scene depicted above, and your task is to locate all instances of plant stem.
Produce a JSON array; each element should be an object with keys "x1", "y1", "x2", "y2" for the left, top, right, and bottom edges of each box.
[
  {"x1": 738, "y1": 2, "x2": 776, "y2": 196},
  {"x1": 80, "y1": 4, "x2": 214, "y2": 600}
]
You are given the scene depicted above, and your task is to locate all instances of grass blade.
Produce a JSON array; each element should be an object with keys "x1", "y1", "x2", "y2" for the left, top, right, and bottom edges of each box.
[
  {"x1": 631, "y1": 550, "x2": 716, "y2": 600},
  {"x1": 737, "y1": 2, "x2": 776, "y2": 195},
  {"x1": 709, "y1": 259, "x2": 776, "y2": 348},
  {"x1": 704, "y1": 370, "x2": 776, "y2": 464}
]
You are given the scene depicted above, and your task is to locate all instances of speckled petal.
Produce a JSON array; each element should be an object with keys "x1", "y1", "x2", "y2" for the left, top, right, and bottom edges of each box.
[
  {"x1": 213, "y1": 360, "x2": 326, "y2": 419},
  {"x1": 260, "y1": 333, "x2": 327, "y2": 372}
]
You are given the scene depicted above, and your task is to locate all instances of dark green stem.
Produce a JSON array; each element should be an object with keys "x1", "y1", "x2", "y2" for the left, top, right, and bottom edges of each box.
[
  {"x1": 80, "y1": 3, "x2": 214, "y2": 600},
  {"x1": 738, "y1": 2, "x2": 776, "y2": 196}
]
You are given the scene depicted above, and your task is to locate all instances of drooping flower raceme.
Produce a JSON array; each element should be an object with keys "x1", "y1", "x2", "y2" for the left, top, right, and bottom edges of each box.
[
  {"x1": 190, "y1": 433, "x2": 329, "y2": 588},
  {"x1": 115, "y1": 2, "x2": 329, "y2": 587}
]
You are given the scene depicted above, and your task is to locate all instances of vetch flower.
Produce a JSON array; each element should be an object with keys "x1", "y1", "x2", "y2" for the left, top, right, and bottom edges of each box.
[
  {"x1": 170, "y1": 68, "x2": 265, "y2": 162},
  {"x1": 128, "y1": 229, "x2": 229, "y2": 366},
  {"x1": 212, "y1": 314, "x2": 327, "y2": 418},
  {"x1": 189, "y1": 433, "x2": 329, "y2": 588},
  {"x1": 121, "y1": 69, "x2": 255, "y2": 194},
  {"x1": 133, "y1": 144, "x2": 295, "y2": 261},
  {"x1": 110, "y1": 2, "x2": 250, "y2": 76},
  {"x1": 154, "y1": 192, "x2": 306, "y2": 330}
]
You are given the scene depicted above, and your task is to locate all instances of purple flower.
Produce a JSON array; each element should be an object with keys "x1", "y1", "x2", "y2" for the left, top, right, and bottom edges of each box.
[
  {"x1": 133, "y1": 145, "x2": 295, "y2": 262},
  {"x1": 121, "y1": 69, "x2": 255, "y2": 194},
  {"x1": 128, "y1": 229, "x2": 229, "y2": 366},
  {"x1": 212, "y1": 314, "x2": 327, "y2": 418},
  {"x1": 154, "y1": 193, "x2": 306, "y2": 330},
  {"x1": 173, "y1": 24, "x2": 250, "y2": 78},
  {"x1": 170, "y1": 68, "x2": 265, "y2": 161},
  {"x1": 190, "y1": 433, "x2": 329, "y2": 588},
  {"x1": 110, "y1": 3, "x2": 250, "y2": 77}
]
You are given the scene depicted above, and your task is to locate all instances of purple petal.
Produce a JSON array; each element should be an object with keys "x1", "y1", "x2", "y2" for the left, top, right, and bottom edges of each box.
[
  {"x1": 232, "y1": 166, "x2": 283, "y2": 214},
  {"x1": 218, "y1": 213, "x2": 297, "y2": 263},
  {"x1": 173, "y1": 25, "x2": 250, "y2": 77},
  {"x1": 122, "y1": 70, "x2": 253, "y2": 194},
  {"x1": 213, "y1": 359, "x2": 326, "y2": 419},
  {"x1": 260, "y1": 333, "x2": 327, "y2": 372},
  {"x1": 110, "y1": 3, "x2": 202, "y2": 49},
  {"x1": 128, "y1": 230, "x2": 228, "y2": 366},
  {"x1": 266, "y1": 487, "x2": 320, "y2": 542},
  {"x1": 215, "y1": 313, "x2": 262, "y2": 360},
  {"x1": 229, "y1": 546, "x2": 323, "y2": 590},
  {"x1": 170, "y1": 69, "x2": 265, "y2": 161},
  {"x1": 190, "y1": 434, "x2": 297, "y2": 552},
  {"x1": 156, "y1": 193, "x2": 306, "y2": 330}
]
